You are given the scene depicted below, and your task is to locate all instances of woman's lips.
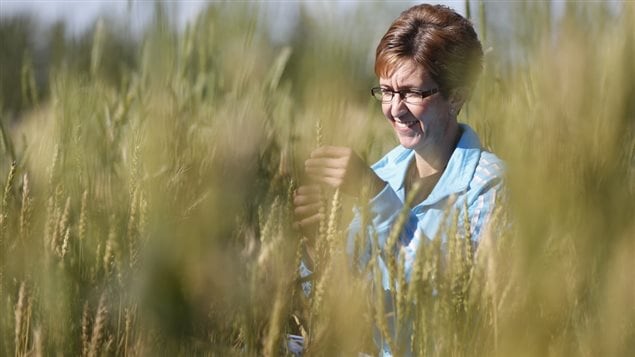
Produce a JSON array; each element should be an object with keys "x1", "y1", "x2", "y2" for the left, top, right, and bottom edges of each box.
[{"x1": 393, "y1": 118, "x2": 418, "y2": 129}]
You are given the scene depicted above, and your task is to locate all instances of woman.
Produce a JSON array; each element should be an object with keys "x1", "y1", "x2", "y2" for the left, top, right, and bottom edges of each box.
[{"x1": 292, "y1": 3, "x2": 504, "y2": 354}]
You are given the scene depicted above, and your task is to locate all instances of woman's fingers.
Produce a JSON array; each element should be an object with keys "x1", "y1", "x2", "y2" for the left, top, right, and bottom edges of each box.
[
  {"x1": 305, "y1": 157, "x2": 347, "y2": 171},
  {"x1": 310, "y1": 146, "x2": 351, "y2": 158},
  {"x1": 304, "y1": 166, "x2": 345, "y2": 179},
  {"x1": 304, "y1": 146, "x2": 361, "y2": 193},
  {"x1": 293, "y1": 194, "x2": 320, "y2": 206},
  {"x1": 296, "y1": 213, "x2": 323, "y2": 227},
  {"x1": 293, "y1": 185, "x2": 322, "y2": 206},
  {"x1": 304, "y1": 149, "x2": 350, "y2": 191},
  {"x1": 294, "y1": 202, "x2": 322, "y2": 218},
  {"x1": 296, "y1": 184, "x2": 321, "y2": 195},
  {"x1": 306, "y1": 175, "x2": 343, "y2": 189},
  {"x1": 293, "y1": 185, "x2": 323, "y2": 224}
]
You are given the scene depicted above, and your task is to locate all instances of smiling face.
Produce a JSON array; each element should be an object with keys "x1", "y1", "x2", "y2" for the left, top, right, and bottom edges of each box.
[{"x1": 379, "y1": 60, "x2": 456, "y2": 154}]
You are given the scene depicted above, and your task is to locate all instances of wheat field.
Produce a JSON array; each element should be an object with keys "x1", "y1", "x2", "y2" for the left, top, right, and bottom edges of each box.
[{"x1": 1, "y1": 1, "x2": 634, "y2": 356}]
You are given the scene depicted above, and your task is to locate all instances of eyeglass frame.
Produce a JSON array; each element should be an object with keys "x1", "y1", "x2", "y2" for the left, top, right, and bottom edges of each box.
[{"x1": 370, "y1": 86, "x2": 439, "y2": 104}]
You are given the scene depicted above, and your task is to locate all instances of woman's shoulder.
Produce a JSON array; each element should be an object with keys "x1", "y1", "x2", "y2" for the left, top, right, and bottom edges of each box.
[
  {"x1": 475, "y1": 151, "x2": 505, "y2": 181},
  {"x1": 468, "y1": 150, "x2": 505, "y2": 199}
]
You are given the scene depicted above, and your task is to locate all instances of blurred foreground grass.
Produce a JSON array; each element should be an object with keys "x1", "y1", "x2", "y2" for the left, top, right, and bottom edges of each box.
[{"x1": 1, "y1": 2, "x2": 634, "y2": 356}]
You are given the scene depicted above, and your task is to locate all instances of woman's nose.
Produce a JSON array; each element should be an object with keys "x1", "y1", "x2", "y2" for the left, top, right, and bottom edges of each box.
[{"x1": 390, "y1": 94, "x2": 408, "y2": 118}]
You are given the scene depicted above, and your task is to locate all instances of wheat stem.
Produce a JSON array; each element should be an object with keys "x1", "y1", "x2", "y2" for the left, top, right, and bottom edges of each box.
[
  {"x1": 19, "y1": 174, "x2": 31, "y2": 244},
  {"x1": 14, "y1": 282, "x2": 27, "y2": 357},
  {"x1": 88, "y1": 293, "x2": 108, "y2": 357}
]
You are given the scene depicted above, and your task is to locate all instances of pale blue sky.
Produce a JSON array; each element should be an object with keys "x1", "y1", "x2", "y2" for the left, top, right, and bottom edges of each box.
[
  {"x1": 1, "y1": 0, "x2": 618, "y2": 59},
  {"x1": 1, "y1": 1, "x2": 617, "y2": 38},
  {"x1": 0, "y1": 1, "x2": 469, "y2": 37}
]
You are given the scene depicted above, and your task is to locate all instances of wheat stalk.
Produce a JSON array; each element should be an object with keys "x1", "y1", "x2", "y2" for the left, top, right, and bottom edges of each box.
[
  {"x1": 45, "y1": 185, "x2": 63, "y2": 258},
  {"x1": 309, "y1": 187, "x2": 341, "y2": 326},
  {"x1": 369, "y1": 231, "x2": 395, "y2": 352},
  {"x1": 262, "y1": 289, "x2": 285, "y2": 357},
  {"x1": 14, "y1": 282, "x2": 28, "y2": 357},
  {"x1": 395, "y1": 248, "x2": 407, "y2": 346},
  {"x1": 138, "y1": 192, "x2": 148, "y2": 247},
  {"x1": 103, "y1": 217, "x2": 120, "y2": 283},
  {"x1": 1, "y1": 161, "x2": 16, "y2": 250},
  {"x1": 123, "y1": 305, "x2": 136, "y2": 357},
  {"x1": 127, "y1": 188, "x2": 139, "y2": 269},
  {"x1": 78, "y1": 189, "x2": 88, "y2": 273},
  {"x1": 60, "y1": 227, "x2": 71, "y2": 259},
  {"x1": 88, "y1": 293, "x2": 108, "y2": 357},
  {"x1": 3, "y1": 161, "x2": 17, "y2": 213},
  {"x1": 32, "y1": 326, "x2": 43, "y2": 357},
  {"x1": 383, "y1": 181, "x2": 423, "y2": 293},
  {"x1": 19, "y1": 174, "x2": 31, "y2": 244},
  {"x1": 81, "y1": 302, "x2": 91, "y2": 357},
  {"x1": 55, "y1": 197, "x2": 71, "y2": 258}
]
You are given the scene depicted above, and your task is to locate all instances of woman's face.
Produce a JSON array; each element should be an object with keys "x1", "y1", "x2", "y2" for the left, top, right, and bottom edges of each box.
[{"x1": 379, "y1": 60, "x2": 454, "y2": 153}]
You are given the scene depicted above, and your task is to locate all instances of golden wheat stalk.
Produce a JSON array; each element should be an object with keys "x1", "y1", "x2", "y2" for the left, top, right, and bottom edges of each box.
[
  {"x1": 138, "y1": 192, "x2": 148, "y2": 245},
  {"x1": 1, "y1": 161, "x2": 16, "y2": 249},
  {"x1": 14, "y1": 281, "x2": 29, "y2": 357},
  {"x1": 351, "y1": 185, "x2": 372, "y2": 270},
  {"x1": 314, "y1": 119, "x2": 329, "y2": 263},
  {"x1": 324, "y1": 188, "x2": 341, "y2": 252},
  {"x1": 394, "y1": 248, "x2": 407, "y2": 343},
  {"x1": 55, "y1": 197, "x2": 71, "y2": 258},
  {"x1": 60, "y1": 227, "x2": 71, "y2": 259},
  {"x1": 32, "y1": 326, "x2": 43, "y2": 357},
  {"x1": 383, "y1": 180, "x2": 422, "y2": 304},
  {"x1": 262, "y1": 288, "x2": 285, "y2": 357},
  {"x1": 45, "y1": 185, "x2": 63, "y2": 258},
  {"x1": 88, "y1": 293, "x2": 108, "y2": 357},
  {"x1": 81, "y1": 302, "x2": 91, "y2": 357},
  {"x1": 19, "y1": 174, "x2": 31, "y2": 243},
  {"x1": 309, "y1": 187, "x2": 341, "y2": 331},
  {"x1": 123, "y1": 305, "x2": 136, "y2": 357},
  {"x1": 3, "y1": 161, "x2": 17, "y2": 209},
  {"x1": 78, "y1": 189, "x2": 88, "y2": 273},
  {"x1": 103, "y1": 217, "x2": 120, "y2": 282},
  {"x1": 369, "y1": 232, "x2": 395, "y2": 353},
  {"x1": 127, "y1": 188, "x2": 139, "y2": 269}
]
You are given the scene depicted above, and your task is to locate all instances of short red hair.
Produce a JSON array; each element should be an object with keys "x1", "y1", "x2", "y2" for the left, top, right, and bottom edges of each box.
[{"x1": 375, "y1": 4, "x2": 483, "y2": 98}]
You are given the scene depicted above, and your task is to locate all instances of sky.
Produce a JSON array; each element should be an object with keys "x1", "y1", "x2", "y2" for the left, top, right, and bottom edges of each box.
[
  {"x1": 0, "y1": 1, "x2": 468, "y2": 37},
  {"x1": 1, "y1": 0, "x2": 619, "y2": 38},
  {"x1": 1, "y1": 0, "x2": 619, "y2": 58}
]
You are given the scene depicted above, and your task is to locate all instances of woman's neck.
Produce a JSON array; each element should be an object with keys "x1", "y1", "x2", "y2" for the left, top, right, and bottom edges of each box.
[
  {"x1": 405, "y1": 124, "x2": 460, "y2": 206},
  {"x1": 413, "y1": 123, "x2": 461, "y2": 179}
]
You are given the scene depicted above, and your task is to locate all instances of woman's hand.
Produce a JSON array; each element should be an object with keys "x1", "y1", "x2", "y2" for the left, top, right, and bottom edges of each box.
[
  {"x1": 304, "y1": 146, "x2": 385, "y2": 198},
  {"x1": 293, "y1": 146, "x2": 385, "y2": 238}
]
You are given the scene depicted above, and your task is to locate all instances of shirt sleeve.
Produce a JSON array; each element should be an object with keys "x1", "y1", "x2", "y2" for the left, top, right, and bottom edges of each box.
[{"x1": 467, "y1": 177, "x2": 504, "y2": 242}]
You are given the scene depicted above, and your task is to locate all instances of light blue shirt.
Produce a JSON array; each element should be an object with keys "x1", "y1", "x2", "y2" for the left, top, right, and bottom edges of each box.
[
  {"x1": 347, "y1": 123, "x2": 504, "y2": 355},
  {"x1": 293, "y1": 124, "x2": 504, "y2": 356}
]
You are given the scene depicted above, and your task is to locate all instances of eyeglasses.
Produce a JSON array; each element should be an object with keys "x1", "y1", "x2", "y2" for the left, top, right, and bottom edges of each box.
[{"x1": 370, "y1": 86, "x2": 438, "y2": 105}]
